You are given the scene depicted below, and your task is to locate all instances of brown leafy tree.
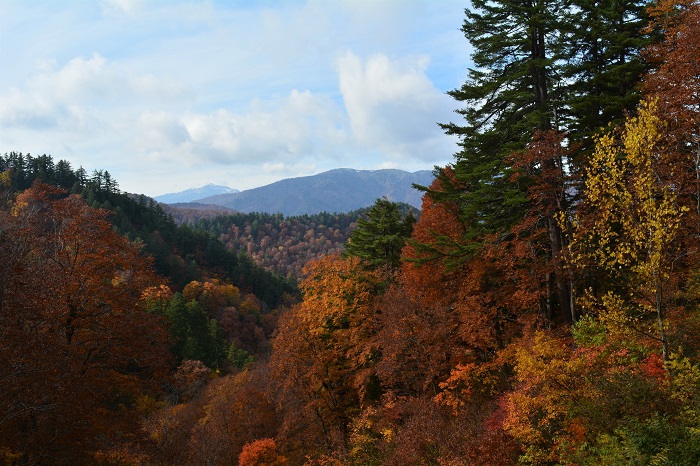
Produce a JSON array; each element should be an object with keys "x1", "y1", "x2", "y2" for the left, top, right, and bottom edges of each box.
[{"x1": 0, "y1": 182, "x2": 171, "y2": 463}]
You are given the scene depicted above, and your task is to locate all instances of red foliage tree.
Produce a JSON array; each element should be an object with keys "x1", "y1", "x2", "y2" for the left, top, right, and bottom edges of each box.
[{"x1": 644, "y1": 0, "x2": 700, "y2": 220}]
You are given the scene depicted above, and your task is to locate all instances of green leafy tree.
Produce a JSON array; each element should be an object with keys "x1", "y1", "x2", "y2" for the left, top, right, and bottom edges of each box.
[{"x1": 344, "y1": 197, "x2": 415, "y2": 271}]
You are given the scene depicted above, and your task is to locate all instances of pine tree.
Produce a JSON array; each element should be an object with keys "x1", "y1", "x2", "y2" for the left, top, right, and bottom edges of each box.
[
  {"x1": 559, "y1": 0, "x2": 653, "y2": 150},
  {"x1": 344, "y1": 198, "x2": 415, "y2": 271}
]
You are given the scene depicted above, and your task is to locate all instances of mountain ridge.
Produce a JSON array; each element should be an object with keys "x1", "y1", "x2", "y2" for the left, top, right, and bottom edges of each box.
[{"x1": 190, "y1": 168, "x2": 433, "y2": 216}]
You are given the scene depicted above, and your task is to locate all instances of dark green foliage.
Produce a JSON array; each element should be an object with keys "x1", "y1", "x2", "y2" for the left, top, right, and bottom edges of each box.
[
  {"x1": 570, "y1": 415, "x2": 700, "y2": 466},
  {"x1": 559, "y1": 0, "x2": 653, "y2": 151},
  {"x1": 227, "y1": 342, "x2": 254, "y2": 370},
  {"x1": 439, "y1": 0, "x2": 560, "y2": 237},
  {"x1": 343, "y1": 197, "x2": 415, "y2": 270},
  {"x1": 436, "y1": 0, "x2": 652, "y2": 240},
  {"x1": 166, "y1": 293, "x2": 227, "y2": 368}
]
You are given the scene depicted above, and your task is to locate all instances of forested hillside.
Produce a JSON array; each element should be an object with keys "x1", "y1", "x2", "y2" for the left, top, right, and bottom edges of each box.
[
  {"x1": 193, "y1": 204, "x2": 416, "y2": 279},
  {"x1": 2, "y1": 1, "x2": 700, "y2": 464},
  {"x1": 161, "y1": 202, "x2": 237, "y2": 225},
  {"x1": 0, "y1": 152, "x2": 296, "y2": 303},
  {"x1": 0, "y1": 153, "x2": 298, "y2": 462}
]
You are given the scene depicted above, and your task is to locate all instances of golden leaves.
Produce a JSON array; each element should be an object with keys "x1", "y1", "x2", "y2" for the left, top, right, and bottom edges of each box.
[{"x1": 570, "y1": 99, "x2": 684, "y2": 299}]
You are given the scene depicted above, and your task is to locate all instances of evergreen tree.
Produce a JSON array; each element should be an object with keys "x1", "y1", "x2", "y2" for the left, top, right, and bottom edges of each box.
[
  {"x1": 344, "y1": 197, "x2": 415, "y2": 270},
  {"x1": 166, "y1": 293, "x2": 227, "y2": 368},
  {"x1": 438, "y1": 0, "x2": 561, "y2": 235},
  {"x1": 103, "y1": 170, "x2": 119, "y2": 194},
  {"x1": 559, "y1": 0, "x2": 653, "y2": 150},
  {"x1": 75, "y1": 166, "x2": 87, "y2": 187},
  {"x1": 54, "y1": 159, "x2": 76, "y2": 190},
  {"x1": 439, "y1": 0, "x2": 652, "y2": 233}
]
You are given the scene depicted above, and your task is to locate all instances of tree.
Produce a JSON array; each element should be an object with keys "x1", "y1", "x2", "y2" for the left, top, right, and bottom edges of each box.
[
  {"x1": 560, "y1": 0, "x2": 653, "y2": 149},
  {"x1": 0, "y1": 182, "x2": 171, "y2": 462},
  {"x1": 144, "y1": 367, "x2": 278, "y2": 465},
  {"x1": 510, "y1": 130, "x2": 575, "y2": 322},
  {"x1": 384, "y1": 173, "x2": 521, "y2": 410},
  {"x1": 343, "y1": 197, "x2": 414, "y2": 271},
  {"x1": 643, "y1": 0, "x2": 700, "y2": 218},
  {"x1": 166, "y1": 291, "x2": 227, "y2": 369},
  {"x1": 567, "y1": 99, "x2": 685, "y2": 361},
  {"x1": 54, "y1": 159, "x2": 77, "y2": 189},
  {"x1": 238, "y1": 438, "x2": 288, "y2": 466},
  {"x1": 433, "y1": 0, "x2": 652, "y2": 323},
  {"x1": 269, "y1": 255, "x2": 383, "y2": 456}
]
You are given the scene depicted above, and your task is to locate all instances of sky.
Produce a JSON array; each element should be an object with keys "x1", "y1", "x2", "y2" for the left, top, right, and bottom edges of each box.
[{"x1": 0, "y1": 0, "x2": 472, "y2": 196}]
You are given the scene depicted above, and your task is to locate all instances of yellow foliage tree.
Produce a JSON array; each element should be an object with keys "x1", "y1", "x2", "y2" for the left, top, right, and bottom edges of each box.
[{"x1": 567, "y1": 99, "x2": 686, "y2": 361}]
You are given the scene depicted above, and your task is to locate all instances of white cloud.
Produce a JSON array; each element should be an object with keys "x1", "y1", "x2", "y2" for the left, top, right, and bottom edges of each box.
[
  {"x1": 132, "y1": 89, "x2": 348, "y2": 167},
  {"x1": 336, "y1": 52, "x2": 457, "y2": 163},
  {"x1": 0, "y1": 53, "x2": 189, "y2": 133},
  {"x1": 100, "y1": 0, "x2": 142, "y2": 16},
  {"x1": 262, "y1": 162, "x2": 318, "y2": 175}
]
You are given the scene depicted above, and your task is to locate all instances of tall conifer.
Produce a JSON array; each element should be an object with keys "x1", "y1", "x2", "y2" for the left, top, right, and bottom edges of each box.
[{"x1": 434, "y1": 0, "x2": 652, "y2": 322}]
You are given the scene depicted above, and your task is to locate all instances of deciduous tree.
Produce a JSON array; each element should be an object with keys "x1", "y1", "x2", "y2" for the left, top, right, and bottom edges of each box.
[
  {"x1": 567, "y1": 99, "x2": 685, "y2": 361},
  {"x1": 0, "y1": 183, "x2": 171, "y2": 462},
  {"x1": 269, "y1": 255, "x2": 382, "y2": 457}
]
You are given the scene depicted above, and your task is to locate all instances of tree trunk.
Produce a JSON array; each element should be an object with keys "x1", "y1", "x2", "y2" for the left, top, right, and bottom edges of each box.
[{"x1": 549, "y1": 217, "x2": 574, "y2": 323}]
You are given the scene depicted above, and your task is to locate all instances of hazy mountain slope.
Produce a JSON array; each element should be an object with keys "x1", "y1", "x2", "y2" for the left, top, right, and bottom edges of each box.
[
  {"x1": 198, "y1": 168, "x2": 434, "y2": 215},
  {"x1": 160, "y1": 202, "x2": 237, "y2": 225},
  {"x1": 155, "y1": 183, "x2": 239, "y2": 204}
]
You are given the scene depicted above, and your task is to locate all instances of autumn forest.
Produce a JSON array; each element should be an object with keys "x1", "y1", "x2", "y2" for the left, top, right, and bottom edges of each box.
[{"x1": 3, "y1": 0, "x2": 700, "y2": 464}]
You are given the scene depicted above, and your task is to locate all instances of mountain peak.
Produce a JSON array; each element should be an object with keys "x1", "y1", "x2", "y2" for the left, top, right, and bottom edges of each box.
[{"x1": 155, "y1": 184, "x2": 240, "y2": 204}]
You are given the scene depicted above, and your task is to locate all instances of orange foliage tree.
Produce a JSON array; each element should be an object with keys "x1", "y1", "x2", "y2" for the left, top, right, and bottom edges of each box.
[
  {"x1": 269, "y1": 254, "x2": 383, "y2": 459},
  {"x1": 238, "y1": 438, "x2": 288, "y2": 466}
]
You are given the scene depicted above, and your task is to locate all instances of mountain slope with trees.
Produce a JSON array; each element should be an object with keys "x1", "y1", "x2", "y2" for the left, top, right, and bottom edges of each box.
[
  {"x1": 193, "y1": 203, "x2": 417, "y2": 279},
  {"x1": 0, "y1": 152, "x2": 297, "y2": 304}
]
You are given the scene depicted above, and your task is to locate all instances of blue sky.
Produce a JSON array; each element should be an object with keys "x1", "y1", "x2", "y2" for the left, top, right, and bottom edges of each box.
[{"x1": 0, "y1": 0, "x2": 472, "y2": 196}]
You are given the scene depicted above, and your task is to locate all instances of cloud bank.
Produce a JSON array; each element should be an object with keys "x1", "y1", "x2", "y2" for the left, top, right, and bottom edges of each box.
[{"x1": 0, "y1": 0, "x2": 468, "y2": 195}]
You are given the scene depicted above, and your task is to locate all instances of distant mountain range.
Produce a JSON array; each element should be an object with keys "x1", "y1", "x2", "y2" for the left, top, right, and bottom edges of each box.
[
  {"x1": 180, "y1": 168, "x2": 434, "y2": 216},
  {"x1": 154, "y1": 184, "x2": 239, "y2": 204}
]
